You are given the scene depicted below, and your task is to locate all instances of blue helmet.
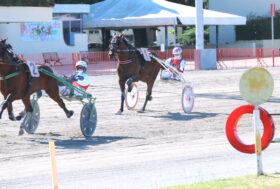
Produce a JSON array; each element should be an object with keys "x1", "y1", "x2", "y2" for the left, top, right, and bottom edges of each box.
[{"x1": 172, "y1": 47, "x2": 182, "y2": 55}]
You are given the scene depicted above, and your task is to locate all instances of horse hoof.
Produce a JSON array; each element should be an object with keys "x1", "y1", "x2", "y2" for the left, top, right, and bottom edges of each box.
[
  {"x1": 9, "y1": 116, "x2": 16, "y2": 121},
  {"x1": 18, "y1": 129, "x2": 24, "y2": 136},
  {"x1": 67, "y1": 110, "x2": 74, "y2": 118},
  {"x1": 16, "y1": 111, "x2": 26, "y2": 121},
  {"x1": 115, "y1": 110, "x2": 123, "y2": 115},
  {"x1": 137, "y1": 110, "x2": 145, "y2": 113},
  {"x1": 36, "y1": 90, "x2": 42, "y2": 98},
  {"x1": 16, "y1": 116, "x2": 23, "y2": 121},
  {"x1": 127, "y1": 87, "x2": 132, "y2": 93}
]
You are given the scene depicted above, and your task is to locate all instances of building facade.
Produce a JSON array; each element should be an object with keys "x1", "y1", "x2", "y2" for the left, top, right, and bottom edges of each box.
[
  {"x1": 0, "y1": 4, "x2": 89, "y2": 54},
  {"x1": 209, "y1": 0, "x2": 280, "y2": 46}
]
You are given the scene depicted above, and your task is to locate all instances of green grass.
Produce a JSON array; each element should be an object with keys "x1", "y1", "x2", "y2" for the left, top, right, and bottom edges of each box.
[{"x1": 163, "y1": 173, "x2": 280, "y2": 189}]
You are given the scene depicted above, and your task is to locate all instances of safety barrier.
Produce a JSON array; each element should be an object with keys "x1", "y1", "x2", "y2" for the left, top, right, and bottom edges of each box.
[
  {"x1": 20, "y1": 48, "x2": 279, "y2": 75},
  {"x1": 20, "y1": 49, "x2": 196, "y2": 75},
  {"x1": 217, "y1": 48, "x2": 280, "y2": 69}
]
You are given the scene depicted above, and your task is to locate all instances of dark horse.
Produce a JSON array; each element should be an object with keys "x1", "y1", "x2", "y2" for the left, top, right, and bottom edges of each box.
[
  {"x1": 108, "y1": 33, "x2": 161, "y2": 114},
  {"x1": 0, "y1": 39, "x2": 73, "y2": 135}
]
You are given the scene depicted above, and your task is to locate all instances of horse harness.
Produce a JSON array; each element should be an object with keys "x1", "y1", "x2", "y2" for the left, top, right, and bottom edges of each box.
[{"x1": 0, "y1": 47, "x2": 34, "y2": 98}]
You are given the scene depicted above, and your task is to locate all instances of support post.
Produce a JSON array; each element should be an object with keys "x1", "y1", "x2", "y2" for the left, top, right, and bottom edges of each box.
[
  {"x1": 165, "y1": 26, "x2": 168, "y2": 51},
  {"x1": 216, "y1": 25, "x2": 219, "y2": 49},
  {"x1": 253, "y1": 106, "x2": 264, "y2": 175},
  {"x1": 271, "y1": 4, "x2": 275, "y2": 66},
  {"x1": 174, "y1": 17, "x2": 177, "y2": 46},
  {"x1": 195, "y1": 0, "x2": 204, "y2": 50},
  {"x1": 49, "y1": 141, "x2": 58, "y2": 189}
]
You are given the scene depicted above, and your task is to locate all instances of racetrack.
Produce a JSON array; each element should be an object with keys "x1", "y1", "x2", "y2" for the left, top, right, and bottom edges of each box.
[{"x1": 0, "y1": 68, "x2": 280, "y2": 189}]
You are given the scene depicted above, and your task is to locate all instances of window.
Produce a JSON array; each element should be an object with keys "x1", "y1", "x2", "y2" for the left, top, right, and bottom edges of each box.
[{"x1": 53, "y1": 13, "x2": 83, "y2": 46}]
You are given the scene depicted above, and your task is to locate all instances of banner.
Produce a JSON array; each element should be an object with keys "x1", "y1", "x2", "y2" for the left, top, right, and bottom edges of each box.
[{"x1": 20, "y1": 20, "x2": 61, "y2": 41}]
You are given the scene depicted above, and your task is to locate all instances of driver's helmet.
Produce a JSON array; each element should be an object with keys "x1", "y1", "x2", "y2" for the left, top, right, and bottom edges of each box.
[
  {"x1": 172, "y1": 47, "x2": 182, "y2": 55},
  {"x1": 75, "y1": 60, "x2": 87, "y2": 72}
]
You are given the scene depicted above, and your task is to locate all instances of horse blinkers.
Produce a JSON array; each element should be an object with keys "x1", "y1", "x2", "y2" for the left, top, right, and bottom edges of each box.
[{"x1": 108, "y1": 35, "x2": 122, "y2": 59}]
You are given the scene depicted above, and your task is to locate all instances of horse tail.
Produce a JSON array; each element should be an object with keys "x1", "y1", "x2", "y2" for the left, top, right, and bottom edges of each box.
[
  {"x1": 150, "y1": 52, "x2": 165, "y2": 69},
  {"x1": 36, "y1": 65, "x2": 54, "y2": 98},
  {"x1": 136, "y1": 49, "x2": 146, "y2": 68}
]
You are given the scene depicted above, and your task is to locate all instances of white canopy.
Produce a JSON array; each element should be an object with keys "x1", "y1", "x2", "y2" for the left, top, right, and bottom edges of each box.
[{"x1": 83, "y1": 0, "x2": 246, "y2": 29}]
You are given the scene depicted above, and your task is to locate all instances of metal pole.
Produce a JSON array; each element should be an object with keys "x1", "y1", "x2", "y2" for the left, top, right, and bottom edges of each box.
[
  {"x1": 174, "y1": 17, "x2": 176, "y2": 46},
  {"x1": 272, "y1": 16, "x2": 274, "y2": 48},
  {"x1": 253, "y1": 106, "x2": 263, "y2": 175},
  {"x1": 271, "y1": 16, "x2": 275, "y2": 67},
  {"x1": 165, "y1": 26, "x2": 168, "y2": 56},
  {"x1": 195, "y1": 0, "x2": 204, "y2": 50},
  {"x1": 216, "y1": 25, "x2": 219, "y2": 49}
]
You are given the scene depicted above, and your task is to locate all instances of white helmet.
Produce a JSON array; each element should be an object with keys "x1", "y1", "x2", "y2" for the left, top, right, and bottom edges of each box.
[
  {"x1": 76, "y1": 60, "x2": 87, "y2": 71},
  {"x1": 172, "y1": 47, "x2": 182, "y2": 55}
]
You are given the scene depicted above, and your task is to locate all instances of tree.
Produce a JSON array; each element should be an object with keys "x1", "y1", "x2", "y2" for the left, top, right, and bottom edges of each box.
[
  {"x1": 177, "y1": 26, "x2": 209, "y2": 46},
  {"x1": 54, "y1": 0, "x2": 103, "y2": 4},
  {"x1": 170, "y1": 0, "x2": 209, "y2": 46},
  {"x1": 166, "y1": 0, "x2": 208, "y2": 8}
]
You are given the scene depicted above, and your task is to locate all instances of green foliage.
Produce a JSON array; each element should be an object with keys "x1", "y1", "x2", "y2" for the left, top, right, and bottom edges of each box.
[
  {"x1": 54, "y1": 0, "x2": 104, "y2": 4},
  {"x1": 177, "y1": 26, "x2": 209, "y2": 45},
  {"x1": 0, "y1": 0, "x2": 55, "y2": 6},
  {"x1": 166, "y1": 0, "x2": 208, "y2": 8},
  {"x1": 236, "y1": 12, "x2": 280, "y2": 40}
]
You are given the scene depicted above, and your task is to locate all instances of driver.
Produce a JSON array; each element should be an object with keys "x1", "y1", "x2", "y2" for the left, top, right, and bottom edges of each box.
[
  {"x1": 59, "y1": 60, "x2": 90, "y2": 97},
  {"x1": 160, "y1": 47, "x2": 186, "y2": 81}
]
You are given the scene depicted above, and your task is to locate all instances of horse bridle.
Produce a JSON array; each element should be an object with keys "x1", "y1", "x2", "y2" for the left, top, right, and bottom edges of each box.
[
  {"x1": 109, "y1": 35, "x2": 135, "y2": 55},
  {"x1": 0, "y1": 41, "x2": 7, "y2": 58},
  {"x1": 0, "y1": 41, "x2": 22, "y2": 65}
]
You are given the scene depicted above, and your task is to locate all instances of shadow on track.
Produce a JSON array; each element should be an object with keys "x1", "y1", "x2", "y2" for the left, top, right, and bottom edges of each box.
[
  {"x1": 195, "y1": 93, "x2": 243, "y2": 101},
  {"x1": 150, "y1": 111, "x2": 220, "y2": 121},
  {"x1": 28, "y1": 135, "x2": 142, "y2": 150}
]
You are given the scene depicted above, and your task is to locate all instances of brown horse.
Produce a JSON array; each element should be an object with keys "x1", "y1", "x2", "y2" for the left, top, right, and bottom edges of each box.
[
  {"x1": 0, "y1": 39, "x2": 73, "y2": 135},
  {"x1": 108, "y1": 33, "x2": 161, "y2": 114}
]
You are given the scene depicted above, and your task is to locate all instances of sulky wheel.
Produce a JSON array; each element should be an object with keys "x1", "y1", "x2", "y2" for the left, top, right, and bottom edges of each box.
[
  {"x1": 181, "y1": 85, "x2": 194, "y2": 113},
  {"x1": 24, "y1": 99, "x2": 40, "y2": 134},
  {"x1": 125, "y1": 83, "x2": 139, "y2": 110},
  {"x1": 80, "y1": 102, "x2": 97, "y2": 137}
]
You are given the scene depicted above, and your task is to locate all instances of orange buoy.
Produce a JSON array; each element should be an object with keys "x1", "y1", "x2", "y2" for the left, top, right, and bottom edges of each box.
[{"x1": 226, "y1": 105, "x2": 275, "y2": 154}]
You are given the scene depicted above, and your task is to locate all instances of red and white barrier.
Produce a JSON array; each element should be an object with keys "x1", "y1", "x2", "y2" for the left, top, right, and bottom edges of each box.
[{"x1": 19, "y1": 47, "x2": 280, "y2": 75}]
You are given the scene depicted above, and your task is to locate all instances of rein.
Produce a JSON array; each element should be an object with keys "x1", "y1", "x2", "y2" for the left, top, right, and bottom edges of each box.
[
  {"x1": 117, "y1": 49, "x2": 135, "y2": 52},
  {"x1": 118, "y1": 59, "x2": 134, "y2": 64},
  {"x1": 0, "y1": 70, "x2": 25, "y2": 80}
]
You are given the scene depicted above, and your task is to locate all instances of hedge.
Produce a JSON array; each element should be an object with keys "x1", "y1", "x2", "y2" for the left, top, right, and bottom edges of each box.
[
  {"x1": 0, "y1": 0, "x2": 55, "y2": 7},
  {"x1": 236, "y1": 12, "x2": 280, "y2": 40}
]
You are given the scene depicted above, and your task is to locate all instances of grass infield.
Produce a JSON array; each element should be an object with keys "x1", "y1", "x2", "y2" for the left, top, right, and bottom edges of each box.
[{"x1": 163, "y1": 173, "x2": 280, "y2": 189}]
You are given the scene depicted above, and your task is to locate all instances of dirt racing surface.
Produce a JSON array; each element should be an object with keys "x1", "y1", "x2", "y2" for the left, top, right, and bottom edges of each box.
[{"x1": 0, "y1": 68, "x2": 280, "y2": 189}]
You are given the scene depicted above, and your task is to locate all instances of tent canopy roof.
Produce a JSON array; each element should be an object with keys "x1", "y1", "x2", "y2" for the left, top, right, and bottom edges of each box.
[{"x1": 83, "y1": 0, "x2": 246, "y2": 29}]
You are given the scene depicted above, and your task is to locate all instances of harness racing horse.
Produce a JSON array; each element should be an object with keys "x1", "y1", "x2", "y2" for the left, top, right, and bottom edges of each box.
[
  {"x1": 0, "y1": 39, "x2": 74, "y2": 135},
  {"x1": 108, "y1": 33, "x2": 161, "y2": 114}
]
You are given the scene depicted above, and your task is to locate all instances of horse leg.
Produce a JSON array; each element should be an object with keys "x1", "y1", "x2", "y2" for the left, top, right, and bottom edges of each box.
[
  {"x1": 138, "y1": 89, "x2": 152, "y2": 113},
  {"x1": 7, "y1": 103, "x2": 16, "y2": 121},
  {"x1": 0, "y1": 94, "x2": 15, "y2": 119},
  {"x1": 7, "y1": 101, "x2": 26, "y2": 121},
  {"x1": 45, "y1": 88, "x2": 74, "y2": 118},
  {"x1": 116, "y1": 78, "x2": 126, "y2": 115},
  {"x1": 138, "y1": 74, "x2": 157, "y2": 113},
  {"x1": 18, "y1": 96, "x2": 33, "y2": 135},
  {"x1": 126, "y1": 75, "x2": 136, "y2": 92}
]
